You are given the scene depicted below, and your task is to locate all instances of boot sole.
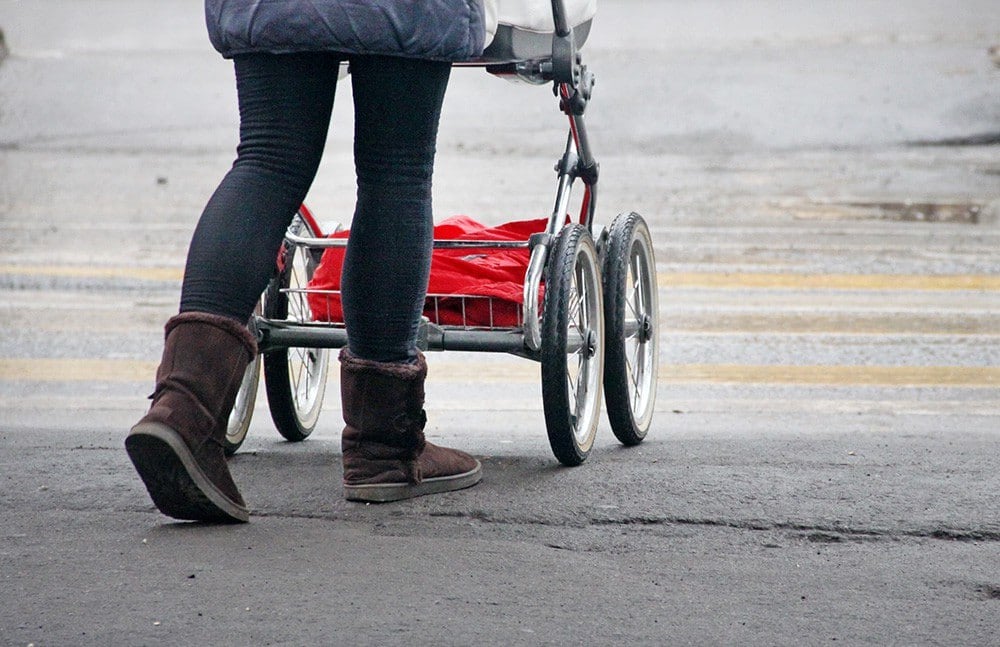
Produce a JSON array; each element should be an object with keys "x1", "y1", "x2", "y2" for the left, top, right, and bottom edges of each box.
[
  {"x1": 344, "y1": 461, "x2": 483, "y2": 503},
  {"x1": 125, "y1": 422, "x2": 249, "y2": 523}
]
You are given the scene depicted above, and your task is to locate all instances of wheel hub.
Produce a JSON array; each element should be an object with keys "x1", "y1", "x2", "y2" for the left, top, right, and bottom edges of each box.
[
  {"x1": 638, "y1": 314, "x2": 653, "y2": 343},
  {"x1": 584, "y1": 329, "x2": 598, "y2": 358}
]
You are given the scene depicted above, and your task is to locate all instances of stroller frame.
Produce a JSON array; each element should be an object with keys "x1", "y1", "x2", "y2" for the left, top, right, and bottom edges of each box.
[{"x1": 228, "y1": 0, "x2": 660, "y2": 466}]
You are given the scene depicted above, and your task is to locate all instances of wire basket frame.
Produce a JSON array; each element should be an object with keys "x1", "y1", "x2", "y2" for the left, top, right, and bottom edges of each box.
[{"x1": 282, "y1": 287, "x2": 526, "y2": 331}]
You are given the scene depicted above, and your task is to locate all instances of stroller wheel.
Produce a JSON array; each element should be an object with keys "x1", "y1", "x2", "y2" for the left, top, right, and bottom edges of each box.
[
  {"x1": 541, "y1": 224, "x2": 605, "y2": 466},
  {"x1": 263, "y1": 208, "x2": 330, "y2": 442},
  {"x1": 602, "y1": 212, "x2": 658, "y2": 445},
  {"x1": 224, "y1": 301, "x2": 262, "y2": 456}
]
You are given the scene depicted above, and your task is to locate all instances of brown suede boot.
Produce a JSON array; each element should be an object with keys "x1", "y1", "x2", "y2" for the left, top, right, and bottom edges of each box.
[
  {"x1": 340, "y1": 349, "x2": 482, "y2": 502},
  {"x1": 125, "y1": 312, "x2": 256, "y2": 522}
]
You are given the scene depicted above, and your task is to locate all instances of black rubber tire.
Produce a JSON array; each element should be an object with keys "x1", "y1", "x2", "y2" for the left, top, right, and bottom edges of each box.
[
  {"x1": 263, "y1": 209, "x2": 329, "y2": 442},
  {"x1": 601, "y1": 212, "x2": 659, "y2": 446},
  {"x1": 541, "y1": 224, "x2": 605, "y2": 466}
]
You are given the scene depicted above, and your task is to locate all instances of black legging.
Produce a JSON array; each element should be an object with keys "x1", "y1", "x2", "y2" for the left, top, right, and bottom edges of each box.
[{"x1": 180, "y1": 52, "x2": 450, "y2": 362}]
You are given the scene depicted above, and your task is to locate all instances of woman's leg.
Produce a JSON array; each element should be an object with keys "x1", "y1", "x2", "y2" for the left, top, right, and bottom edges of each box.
[
  {"x1": 336, "y1": 56, "x2": 481, "y2": 502},
  {"x1": 127, "y1": 53, "x2": 342, "y2": 523},
  {"x1": 339, "y1": 55, "x2": 451, "y2": 362},
  {"x1": 180, "y1": 52, "x2": 342, "y2": 322}
]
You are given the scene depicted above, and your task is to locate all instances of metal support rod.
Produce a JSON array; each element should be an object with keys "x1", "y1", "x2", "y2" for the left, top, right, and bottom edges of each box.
[
  {"x1": 257, "y1": 324, "x2": 349, "y2": 353},
  {"x1": 523, "y1": 137, "x2": 579, "y2": 352},
  {"x1": 284, "y1": 232, "x2": 530, "y2": 250},
  {"x1": 550, "y1": 0, "x2": 571, "y2": 37},
  {"x1": 551, "y1": 149, "x2": 577, "y2": 231},
  {"x1": 429, "y1": 329, "x2": 533, "y2": 354},
  {"x1": 257, "y1": 321, "x2": 536, "y2": 356},
  {"x1": 521, "y1": 243, "x2": 548, "y2": 352},
  {"x1": 559, "y1": 83, "x2": 599, "y2": 229},
  {"x1": 568, "y1": 110, "x2": 596, "y2": 175}
]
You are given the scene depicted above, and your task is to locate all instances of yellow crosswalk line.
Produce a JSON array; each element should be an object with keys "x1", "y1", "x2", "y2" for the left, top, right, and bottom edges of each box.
[
  {"x1": 0, "y1": 359, "x2": 159, "y2": 382},
  {"x1": 3, "y1": 264, "x2": 999, "y2": 291},
  {"x1": 2, "y1": 358, "x2": 997, "y2": 387},
  {"x1": 658, "y1": 272, "x2": 1000, "y2": 291},
  {"x1": 660, "y1": 364, "x2": 999, "y2": 386},
  {"x1": 0, "y1": 264, "x2": 183, "y2": 282}
]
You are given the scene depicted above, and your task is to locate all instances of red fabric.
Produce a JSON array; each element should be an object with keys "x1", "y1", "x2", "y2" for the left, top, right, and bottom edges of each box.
[{"x1": 307, "y1": 216, "x2": 547, "y2": 327}]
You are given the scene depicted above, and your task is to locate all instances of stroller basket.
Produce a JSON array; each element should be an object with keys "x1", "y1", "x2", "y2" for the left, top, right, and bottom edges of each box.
[
  {"x1": 294, "y1": 215, "x2": 546, "y2": 336},
  {"x1": 295, "y1": 288, "x2": 526, "y2": 331},
  {"x1": 302, "y1": 288, "x2": 524, "y2": 330}
]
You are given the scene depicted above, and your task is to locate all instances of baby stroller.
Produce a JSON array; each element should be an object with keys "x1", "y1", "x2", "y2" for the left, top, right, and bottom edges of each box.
[{"x1": 224, "y1": 0, "x2": 659, "y2": 466}]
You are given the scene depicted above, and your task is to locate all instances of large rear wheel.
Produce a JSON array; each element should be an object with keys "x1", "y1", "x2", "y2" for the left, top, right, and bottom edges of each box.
[{"x1": 540, "y1": 224, "x2": 605, "y2": 466}]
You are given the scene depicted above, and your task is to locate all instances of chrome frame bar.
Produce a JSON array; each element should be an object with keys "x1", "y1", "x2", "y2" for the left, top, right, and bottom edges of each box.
[
  {"x1": 285, "y1": 231, "x2": 531, "y2": 250},
  {"x1": 257, "y1": 319, "x2": 583, "y2": 356},
  {"x1": 258, "y1": 319, "x2": 537, "y2": 355}
]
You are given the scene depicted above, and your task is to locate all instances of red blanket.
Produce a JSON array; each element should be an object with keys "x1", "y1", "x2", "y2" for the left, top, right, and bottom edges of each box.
[{"x1": 307, "y1": 216, "x2": 547, "y2": 327}]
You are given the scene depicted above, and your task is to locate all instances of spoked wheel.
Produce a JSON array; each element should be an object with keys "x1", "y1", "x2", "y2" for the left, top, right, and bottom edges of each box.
[
  {"x1": 541, "y1": 224, "x2": 605, "y2": 466},
  {"x1": 602, "y1": 212, "x2": 659, "y2": 445},
  {"x1": 224, "y1": 302, "x2": 263, "y2": 456},
  {"x1": 263, "y1": 208, "x2": 330, "y2": 442}
]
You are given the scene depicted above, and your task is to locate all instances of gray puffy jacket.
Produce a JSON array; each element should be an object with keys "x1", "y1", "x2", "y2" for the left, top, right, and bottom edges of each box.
[{"x1": 205, "y1": 0, "x2": 487, "y2": 62}]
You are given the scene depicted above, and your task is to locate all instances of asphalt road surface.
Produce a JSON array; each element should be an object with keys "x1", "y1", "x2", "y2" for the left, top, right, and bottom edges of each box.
[{"x1": 1, "y1": 1, "x2": 999, "y2": 645}]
